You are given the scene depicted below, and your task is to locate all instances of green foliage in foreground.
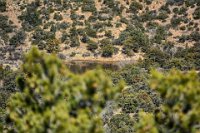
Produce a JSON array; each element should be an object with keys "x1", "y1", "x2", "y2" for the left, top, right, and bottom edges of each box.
[
  {"x1": 5, "y1": 47, "x2": 123, "y2": 133},
  {"x1": 135, "y1": 70, "x2": 200, "y2": 133}
]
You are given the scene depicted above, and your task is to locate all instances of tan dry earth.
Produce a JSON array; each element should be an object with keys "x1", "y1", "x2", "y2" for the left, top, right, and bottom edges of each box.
[{"x1": 3, "y1": 0, "x2": 21, "y2": 28}]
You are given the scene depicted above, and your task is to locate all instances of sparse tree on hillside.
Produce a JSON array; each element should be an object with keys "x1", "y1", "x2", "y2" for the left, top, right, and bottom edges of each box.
[{"x1": 0, "y1": 0, "x2": 6, "y2": 12}]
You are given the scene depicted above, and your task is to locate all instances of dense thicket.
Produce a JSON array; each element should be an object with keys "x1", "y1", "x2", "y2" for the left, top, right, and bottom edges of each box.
[
  {"x1": 0, "y1": 66, "x2": 20, "y2": 130},
  {"x1": 0, "y1": 47, "x2": 200, "y2": 132}
]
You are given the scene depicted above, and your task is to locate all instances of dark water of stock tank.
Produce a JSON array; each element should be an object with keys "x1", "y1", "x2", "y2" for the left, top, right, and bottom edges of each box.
[{"x1": 66, "y1": 60, "x2": 133, "y2": 73}]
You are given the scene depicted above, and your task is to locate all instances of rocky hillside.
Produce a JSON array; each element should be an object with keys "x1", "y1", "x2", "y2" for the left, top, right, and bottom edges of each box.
[{"x1": 0, "y1": 0, "x2": 200, "y2": 68}]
